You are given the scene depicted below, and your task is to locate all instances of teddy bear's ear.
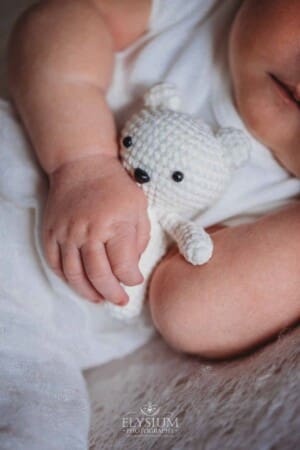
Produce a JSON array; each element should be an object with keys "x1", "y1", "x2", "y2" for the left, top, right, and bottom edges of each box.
[
  {"x1": 216, "y1": 127, "x2": 251, "y2": 169},
  {"x1": 144, "y1": 83, "x2": 182, "y2": 111}
]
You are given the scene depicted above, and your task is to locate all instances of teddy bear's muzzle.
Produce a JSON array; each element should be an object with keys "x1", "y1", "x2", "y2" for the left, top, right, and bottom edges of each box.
[{"x1": 134, "y1": 168, "x2": 150, "y2": 184}]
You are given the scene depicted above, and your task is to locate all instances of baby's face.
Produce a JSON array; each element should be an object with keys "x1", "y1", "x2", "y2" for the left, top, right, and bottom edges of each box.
[{"x1": 229, "y1": 0, "x2": 300, "y2": 176}]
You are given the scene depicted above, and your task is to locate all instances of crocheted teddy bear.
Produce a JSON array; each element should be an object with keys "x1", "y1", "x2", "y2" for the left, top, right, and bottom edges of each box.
[{"x1": 104, "y1": 83, "x2": 250, "y2": 320}]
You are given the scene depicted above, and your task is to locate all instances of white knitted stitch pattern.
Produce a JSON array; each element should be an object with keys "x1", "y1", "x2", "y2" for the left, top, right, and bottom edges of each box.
[
  {"x1": 105, "y1": 84, "x2": 250, "y2": 320},
  {"x1": 160, "y1": 213, "x2": 213, "y2": 266},
  {"x1": 121, "y1": 108, "x2": 232, "y2": 216}
]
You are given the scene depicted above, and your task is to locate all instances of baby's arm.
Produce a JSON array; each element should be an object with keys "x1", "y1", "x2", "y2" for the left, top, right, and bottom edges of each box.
[
  {"x1": 149, "y1": 203, "x2": 300, "y2": 358},
  {"x1": 8, "y1": 0, "x2": 151, "y2": 305}
]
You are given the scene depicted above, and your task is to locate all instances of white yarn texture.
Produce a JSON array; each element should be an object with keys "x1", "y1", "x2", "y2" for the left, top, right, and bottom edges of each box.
[{"x1": 105, "y1": 83, "x2": 250, "y2": 320}]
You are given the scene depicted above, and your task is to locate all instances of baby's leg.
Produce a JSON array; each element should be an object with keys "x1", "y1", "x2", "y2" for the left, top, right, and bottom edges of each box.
[
  {"x1": 149, "y1": 203, "x2": 300, "y2": 359},
  {"x1": 0, "y1": 300, "x2": 90, "y2": 450}
]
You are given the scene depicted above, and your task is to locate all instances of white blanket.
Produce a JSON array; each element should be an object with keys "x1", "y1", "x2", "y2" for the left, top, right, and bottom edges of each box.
[
  {"x1": 0, "y1": 99, "x2": 156, "y2": 371},
  {"x1": 0, "y1": 100, "x2": 158, "y2": 449}
]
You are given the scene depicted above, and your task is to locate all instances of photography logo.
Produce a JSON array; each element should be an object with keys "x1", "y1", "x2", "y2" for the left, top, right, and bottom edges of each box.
[{"x1": 121, "y1": 401, "x2": 180, "y2": 436}]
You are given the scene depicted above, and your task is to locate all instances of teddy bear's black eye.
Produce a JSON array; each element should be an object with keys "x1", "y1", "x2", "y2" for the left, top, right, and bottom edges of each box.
[
  {"x1": 122, "y1": 136, "x2": 133, "y2": 148},
  {"x1": 172, "y1": 171, "x2": 184, "y2": 182}
]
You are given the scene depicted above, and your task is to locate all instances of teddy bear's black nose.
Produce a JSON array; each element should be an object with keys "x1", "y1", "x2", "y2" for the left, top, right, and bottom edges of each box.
[{"x1": 134, "y1": 168, "x2": 150, "y2": 184}]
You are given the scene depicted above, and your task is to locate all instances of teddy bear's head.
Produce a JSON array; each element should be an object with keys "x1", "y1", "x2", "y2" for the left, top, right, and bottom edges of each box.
[{"x1": 120, "y1": 84, "x2": 250, "y2": 217}]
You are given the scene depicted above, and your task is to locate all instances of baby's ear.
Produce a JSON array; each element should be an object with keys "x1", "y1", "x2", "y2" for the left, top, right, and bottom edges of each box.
[
  {"x1": 216, "y1": 127, "x2": 251, "y2": 169},
  {"x1": 144, "y1": 83, "x2": 182, "y2": 111}
]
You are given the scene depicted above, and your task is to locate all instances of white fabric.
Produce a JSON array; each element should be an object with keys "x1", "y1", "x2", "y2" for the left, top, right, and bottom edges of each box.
[
  {"x1": 0, "y1": 100, "x2": 155, "y2": 370},
  {"x1": 1, "y1": 0, "x2": 300, "y2": 447},
  {"x1": 0, "y1": 102, "x2": 155, "y2": 448}
]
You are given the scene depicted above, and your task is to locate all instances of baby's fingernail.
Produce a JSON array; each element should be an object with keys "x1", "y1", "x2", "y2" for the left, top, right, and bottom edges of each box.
[
  {"x1": 137, "y1": 272, "x2": 144, "y2": 283},
  {"x1": 117, "y1": 297, "x2": 128, "y2": 306},
  {"x1": 117, "y1": 301, "x2": 127, "y2": 307}
]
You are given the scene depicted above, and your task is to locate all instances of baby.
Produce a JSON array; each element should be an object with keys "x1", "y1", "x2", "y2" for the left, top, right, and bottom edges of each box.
[
  {"x1": 8, "y1": 0, "x2": 300, "y2": 360},
  {"x1": 2, "y1": 0, "x2": 300, "y2": 448}
]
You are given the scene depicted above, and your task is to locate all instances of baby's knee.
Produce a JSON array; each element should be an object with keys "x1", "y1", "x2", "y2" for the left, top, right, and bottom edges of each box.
[{"x1": 149, "y1": 253, "x2": 251, "y2": 360}]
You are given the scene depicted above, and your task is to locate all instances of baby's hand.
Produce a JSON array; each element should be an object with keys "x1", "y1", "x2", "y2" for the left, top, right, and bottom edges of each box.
[{"x1": 42, "y1": 155, "x2": 150, "y2": 305}]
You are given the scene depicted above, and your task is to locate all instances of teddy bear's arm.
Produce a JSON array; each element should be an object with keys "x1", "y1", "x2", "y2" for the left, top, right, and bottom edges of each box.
[{"x1": 160, "y1": 213, "x2": 213, "y2": 265}]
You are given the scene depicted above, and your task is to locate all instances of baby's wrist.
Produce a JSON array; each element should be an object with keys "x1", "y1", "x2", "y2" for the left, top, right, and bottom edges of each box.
[
  {"x1": 48, "y1": 152, "x2": 123, "y2": 187},
  {"x1": 48, "y1": 146, "x2": 118, "y2": 174}
]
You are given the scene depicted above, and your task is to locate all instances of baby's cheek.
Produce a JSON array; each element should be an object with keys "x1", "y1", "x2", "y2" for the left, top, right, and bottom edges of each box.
[
  {"x1": 234, "y1": 82, "x2": 300, "y2": 176},
  {"x1": 235, "y1": 89, "x2": 270, "y2": 143}
]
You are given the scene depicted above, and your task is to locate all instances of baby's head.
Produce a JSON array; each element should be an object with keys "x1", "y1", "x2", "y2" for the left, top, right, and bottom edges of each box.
[{"x1": 229, "y1": 0, "x2": 300, "y2": 175}]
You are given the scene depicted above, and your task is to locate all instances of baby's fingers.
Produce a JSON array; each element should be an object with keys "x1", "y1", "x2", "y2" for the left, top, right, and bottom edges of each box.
[
  {"x1": 43, "y1": 234, "x2": 64, "y2": 279},
  {"x1": 106, "y1": 226, "x2": 143, "y2": 286},
  {"x1": 60, "y1": 243, "x2": 104, "y2": 303},
  {"x1": 81, "y1": 241, "x2": 128, "y2": 305}
]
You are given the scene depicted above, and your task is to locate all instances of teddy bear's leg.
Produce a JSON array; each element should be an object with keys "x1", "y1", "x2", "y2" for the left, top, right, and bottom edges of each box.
[
  {"x1": 149, "y1": 203, "x2": 300, "y2": 359},
  {"x1": 0, "y1": 302, "x2": 90, "y2": 450}
]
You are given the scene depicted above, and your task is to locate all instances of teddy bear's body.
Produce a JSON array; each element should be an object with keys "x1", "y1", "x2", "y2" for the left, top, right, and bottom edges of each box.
[{"x1": 104, "y1": 84, "x2": 250, "y2": 320}]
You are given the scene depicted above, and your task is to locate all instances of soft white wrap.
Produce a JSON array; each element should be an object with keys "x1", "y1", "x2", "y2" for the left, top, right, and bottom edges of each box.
[
  {"x1": 0, "y1": 100, "x2": 156, "y2": 448},
  {"x1": 0, "y1": 100, "x2": 156, "y2": 368}
]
